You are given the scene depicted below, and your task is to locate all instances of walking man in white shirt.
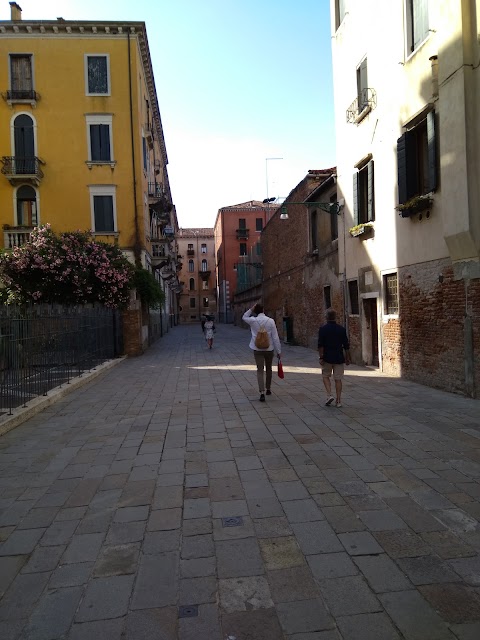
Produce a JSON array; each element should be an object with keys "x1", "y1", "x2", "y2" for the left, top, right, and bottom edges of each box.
[{"x1": 242, "y1": 304, "x2": 282, "y2": 402}]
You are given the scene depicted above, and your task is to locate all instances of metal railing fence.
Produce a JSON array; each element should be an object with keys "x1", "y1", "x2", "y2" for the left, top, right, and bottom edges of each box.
[{"x1": 0, "y1": 305, "x2": 122, "y2": 415}]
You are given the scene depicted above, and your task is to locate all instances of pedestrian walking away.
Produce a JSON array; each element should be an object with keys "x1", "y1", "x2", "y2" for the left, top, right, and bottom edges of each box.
[
  {"x1": 242, "y1": 303, "x2": 281, "y2": 402},
  {"x1": 318, "y1": 308, "x2": 350, "y2": 407},
  {"x1": 203, "y1": 315, "x2": 215, "y2": 349}
]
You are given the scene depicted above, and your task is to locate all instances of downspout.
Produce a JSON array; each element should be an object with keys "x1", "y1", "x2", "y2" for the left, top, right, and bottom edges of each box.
[
  {"x1": 127, "y1": 31, "x2": 141, "y2": 265},
  {"x1": 222, "y1": 212, "x2": 227, "y2": 321}
]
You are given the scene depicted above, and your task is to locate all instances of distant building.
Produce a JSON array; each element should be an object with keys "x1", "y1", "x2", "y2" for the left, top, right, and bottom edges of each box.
[
  {"x1": 330, "y1": 0, "x2": 480, "y2": 395},
  {"x1": 214, "y1": 201, "x2": 272, "y2": 323},
  {"x1": 0, "y1": 4, "x2": 180, "y2": 349},
  {"x1": 177, "y1": 228, "x2": 217, "y2": 323}
]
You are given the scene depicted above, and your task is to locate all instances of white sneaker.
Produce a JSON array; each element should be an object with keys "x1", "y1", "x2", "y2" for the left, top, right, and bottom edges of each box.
[
  {"x1": 325, "y1": 396, "x2": 334, "y2": 406},
  {"x1": 336, "y1": 401, "x2": 342, "y2": 408}
]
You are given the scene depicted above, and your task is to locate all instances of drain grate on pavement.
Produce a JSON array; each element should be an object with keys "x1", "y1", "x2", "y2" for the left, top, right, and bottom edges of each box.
[
  {"x1": 178, "y1": 605, "x2": 199, "y2": 618},
  {"x1": 221, "y1": 516, "x2": 244, "y2": 527}
]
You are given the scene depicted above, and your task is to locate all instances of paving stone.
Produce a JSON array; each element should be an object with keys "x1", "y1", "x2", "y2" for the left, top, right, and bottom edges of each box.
[
  {"x1": 125, "y1": 607, "x2": 177, "y2": 640},
  {"x1": 267, "y1": 468, "x2": 299, "y2": 482},
  {"x1": 114, "y1": 505, "x2": 149, "y2": 523},
  {"x1": 181, "y1": 556, "x2": 216, "y2": 578},
  {"x1": 319, "y1": 575, "x2": 381, "y2": 616},
  {"x1": 76, "y1": 574, "x2": 134, "y2": 621},
  {"x1": 267, "y1": 565, "x2": 320, "y2": 603},
  {"x1": 40, "y1": 520, "x2": 79, "y2": 546},
  {"x1": 336, "y1": 612, "x2": 402, "y2": 640},
  {"x1": 282, "y1": 499, "x2": 324, "y2": 523},
  {"x1": 358, "y1": 509, "x2": 408, "y2": 531},
  {"x1": 213, "y1": 516, "x2": 255, "y2": 540},
  {"x1": 338, "y1": 531, "x2": 384, "y2": 556},
  {"x1": 273, "y1": 481, "x2": 310, "y2": 501},
  {"x1": 307, "y1": 552, "x2": 358, "y2": 580},
  {"x1": 143, "y1": 529, "x2": 181, "y2": 554},
  {"x1": 221, "y1": 608, "x2": 284, "y2": 640},
  {"x1": 131, "y1": 552, "x2": 178, "y2": 609},
  {"x1": 247, "y1": 496, "x2": 284, "y2": 519},
  {"x1": 345, "y1": 494, "x2": 387, "y2": 511},
  {"x1": 181, "y1": 534, "x2": 214, "y2": 559},
  {"x1": 48, "y1": 562, "x2": 93, "y2": 588},
  {"x1": 0, "y1": 571, "x2": 51, "y2": 621},
  {"x1": 0, "y1": 528, "x2": 46, "y2": 556},
  {"x1": 219, "y1": 575, "x2": 273, "y2": 612},
  {"x1": 211, "y1": 499, "x2": 249, "y2": 518},
  {"x1": 22, "y1": 544, "x2": 65, "y2": 573},
  {"x1": 178, "y1": 603, "x2": 221, "y2": 640},
  {"x1": 0, "y1": 555, "x2": 27, "y2": 596},
  {"x1": 147, "y1": 508, "x2": 182, "y2": 531},
  {"x1": 118, "y1": 480, "x2": 156, "y2": 507},
  {"x1": 373, "y1": 529, "x2": 431, "y2": 558},
  {"x1": 276, "y1": 599, "x2": 335, "y2": 634},
  {"x1": 449, "y1": 622, "x2": 480, "y2": 640},
  {"x1": 380, "y1": 590, "x2": 455, "y2": 639},
  {"x1": 254, "y1": 517, "x2": 293, "y2": 538},
  {"x1": 179, "y1": 576, "x2": 217, "y2": 604},
  {"x1": 153, "y1": 485, "x2": 184, "y2": 509},
  {"x1": 185, "y1": 474, "x2": 208, "y2": 488},
  {"x1": 354, "y1": 553, "x2": 412, "y2": 592},
  {"x1": 208, "y1": 461, "x2": 238, "y2": 478},
  {"x1": 69, "y1": 618, "x2": 126, "y2": 640},
  {"x1": 209, "y1": 477, "x2": 245, "y2": 502},
  {"x1": 55, "y1": 507, "x2": 87, "y2": 522},
  {"x1": 93, "y1": 543, "x2": 139, "y2": 577},
  {"x1": 421, "y1": 531, "x2": 476, "y2": 559},
  {"x1": 259, "y1": 536, "x2": 304, "y2": 570},
  {"x1": 448, "y1": 556, "x2": 480, "y2": 585},
  {"x1": 322, "y1": 506, "x2": 365, "y2": 532},
  {"x1": 419, "y1": 583, "x2": 480, "y2": 624},
  {"x1": 75, "y1": 510, "x2": 113, "y2": 534},
  {"x1": 386, "y1": 497, "x2": 446, "y2": 532},
  {"x1": 313, "y1": 493, "x2": 346, "y2": 507},
  {"x1": 397, "y1": 556, "x2": 460, "y2": 585},
  {"x1": 106, "y1": 520, "x2": 146, "y2": 545},
  {"x1": 183, "y1": 498, "x2": 211, "y2": 519},
  {"x1": 293, "y1": 521, "x2": 343, "y2": 554},
  {"x1": 0, "y1": 619, "x2": 27, "y2": 640},
  {"x1": 216, "y1": 538, "x2": 264, "y2": 578},
  {"x1": 23, "y1": 586, "x2": 83, "y2": 639},
  {"x1": 183, "y1": 517, "x2": 212, "y2": 537}
]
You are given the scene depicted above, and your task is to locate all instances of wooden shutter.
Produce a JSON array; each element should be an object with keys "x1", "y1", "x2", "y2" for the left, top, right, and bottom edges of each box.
[
  {"x1": 426, "y1": 110, "x2": 437, "y2": 192},
  {"x1": 94, "y1": 196, "x2": 114, "y2": 232},
  {"x1": 413, "y1": 0, "x2": 429, "y2": 50},
  {"x1": 367, "y1": 160, "x2": 375, "y2": 221},
  {"x1": 352, "y1": 171, "x2": 359, "y2": 225},
  {"x1": 10, "y1": 55, "x2": 32, "y2": 91},
  {"x1": 90, "y1": 125, "x2": 101, "y2": 161}
]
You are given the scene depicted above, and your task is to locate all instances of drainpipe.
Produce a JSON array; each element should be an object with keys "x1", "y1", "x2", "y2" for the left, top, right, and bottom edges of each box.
[
  {"x1": 127, "y1": 31, "x2": 141, "y2": 265},
  {"x1": 464, "y1": 279, "x2": 475, "y2": 397}
]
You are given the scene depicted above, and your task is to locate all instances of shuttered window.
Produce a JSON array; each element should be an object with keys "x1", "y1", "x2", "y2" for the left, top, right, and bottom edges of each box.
[
  {"x1": 10, "y1": 55, "x2": 33, "y2": 95},
  {"x1": 407, "y1": 0, "x2": 429, "y2": 53},
  {"x1": 397, "y1": 110, "x2": 437, "y2": 205},
  {"x1": 90, "y1": 124, "x2": 111, "y2": 161},
  {"x1": 357, "y1": 58, "x2": 368, "y2": 113},
  {"x1": 353, "y1": 159, "x2": 375, "y2": 225},
  {"x1": 93, "y1": 196, "x2": 114, "y2": 232},
  {"x1": 335, "y1": 0, "x2": 346, "y2": 30}
]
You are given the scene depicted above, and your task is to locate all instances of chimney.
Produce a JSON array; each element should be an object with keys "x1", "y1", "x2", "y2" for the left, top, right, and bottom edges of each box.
[{"x1": 10, "y1": 2, "x2": 22, "y2": 21}]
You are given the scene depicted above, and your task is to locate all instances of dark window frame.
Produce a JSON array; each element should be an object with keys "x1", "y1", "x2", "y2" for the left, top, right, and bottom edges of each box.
[
  {"x1": 255, "y1": 218, "x2": 263, "y2": 231},
  {"x1": 348, "y1": 280, "x2": 359, "y2": 315},
  {"x1": 353, "y1": 159, "x2": 375, "y2": 225},
  {"x1": 90, "y1": 123, "x2": 111, "y2": 162},
  {"x1": 188, "y1": 260, "x2": 194, "y2": 272},
  {"x1": 189, "y1": 297, "x2": 196, "y2": 309},
  {"x1": 406, "y1": 0, "x2": 430, "y2": 54},
  {"x1": 384, "y1": 273, "x2": 399, "y2": 315},
  {"x1": 86, "y1": 54, "x2": 109, "y2": 95},
  {"x1": 9, "y1": 54, "x2": 33, "y2": 94},
  {"x1": 189, "y1": 278, "x2": 195, "y2": 291},
  {"x1": 239, "y1": 243, "x2": 247, "y2": 256},
  {"x1": 310, "y1": 209, "x2": 318, "y2": 252},
  {"x1": 93, "y1": 195, "x2": 114, "y2": 232},
  {"x1": 335, "y1": 0, "x2": 346, "y2": 30},
  {"x1": 324, "y1": 285, "x2": 332, "y2": 310}
]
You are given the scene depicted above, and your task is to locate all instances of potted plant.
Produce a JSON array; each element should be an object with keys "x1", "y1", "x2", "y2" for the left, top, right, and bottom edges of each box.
[
  {"x1": 349, "y1": 222, "x2": 374, "y2": 237},
  {"x1": 396, "y1": 194, "x2": 433, "y2": 218}
]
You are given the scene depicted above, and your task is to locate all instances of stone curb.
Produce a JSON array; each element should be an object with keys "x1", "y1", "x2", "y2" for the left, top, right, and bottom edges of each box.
[{"x1": 0, "y1": 356, "x2": 126, "y2": 438}]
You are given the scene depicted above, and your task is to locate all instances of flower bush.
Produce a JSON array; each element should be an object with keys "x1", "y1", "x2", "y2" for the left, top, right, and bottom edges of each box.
[
  {"x1": 0, "y1": 225, "x2": 135, "y2": 308},
  {"x1": 349, "y1": 222, "x2": 374, "y2": 236}
]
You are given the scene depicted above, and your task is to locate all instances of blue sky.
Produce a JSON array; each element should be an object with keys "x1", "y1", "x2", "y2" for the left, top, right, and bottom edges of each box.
[{"x1": 2, "y1": 1, "x2": 336, "y2": 227}]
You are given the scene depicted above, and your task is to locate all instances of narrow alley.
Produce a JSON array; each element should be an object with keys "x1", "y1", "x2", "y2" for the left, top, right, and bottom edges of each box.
[{"x1": 1, "y1": 324, "x2": 480, "y2": 640}]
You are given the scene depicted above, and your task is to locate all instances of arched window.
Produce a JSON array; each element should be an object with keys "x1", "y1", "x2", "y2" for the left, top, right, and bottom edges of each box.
[
  {"x1": 16, "y1": 185, "x2": 37, "y2": 226},
  {"x1": 188, "y1": 260, "x2": 194, "y2": 272},
  {"x1": 201, "y1": 259, "x2": 207, "y2": 272},
  {"x1": 14, "y1": 114, "x2": 35, "y2": 173},
  {"x1": 189, "y1": 278, "x2": 195, "y2": 290}
]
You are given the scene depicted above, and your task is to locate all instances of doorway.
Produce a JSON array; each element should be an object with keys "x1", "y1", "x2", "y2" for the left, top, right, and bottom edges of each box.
[{"x1": 363, "y1": 298, "x2": 379, "y2": 366}]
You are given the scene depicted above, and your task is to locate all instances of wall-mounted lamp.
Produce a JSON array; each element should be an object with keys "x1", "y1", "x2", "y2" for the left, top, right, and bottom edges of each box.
[{"x1": 280, "y1": 206, "x2": 289, "y2": 220}]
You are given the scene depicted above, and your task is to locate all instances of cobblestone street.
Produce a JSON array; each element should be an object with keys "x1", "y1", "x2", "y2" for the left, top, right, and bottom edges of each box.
[{"x1": 1, "y1": 323, "x2": 480, "y2": 639}]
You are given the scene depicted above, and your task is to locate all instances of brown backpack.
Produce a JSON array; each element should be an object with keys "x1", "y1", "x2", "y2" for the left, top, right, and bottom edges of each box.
[{"x1": 255, "y1": 323, "x2": 270, "y2": 349}]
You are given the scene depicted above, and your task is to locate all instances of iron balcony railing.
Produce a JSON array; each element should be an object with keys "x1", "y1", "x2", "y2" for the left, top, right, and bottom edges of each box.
[
  {"x1": 0, "y1": 305, "x2": 122, "y2": 415},
  {"x1": 148, "y1": 182, "x2": 164, "y2": 198},
  {"x1": 1, "y1": 156, "x2": 44, "y2": 179},
  {"x1": 6, "y1": 89, "x2": 39, "y2": 101},
  {"x1": 346, "y1": 88, "x2": 377, "y2": 123},
  {"x1": 236, "y1": 228, "x2": 249, "y2": 239}
]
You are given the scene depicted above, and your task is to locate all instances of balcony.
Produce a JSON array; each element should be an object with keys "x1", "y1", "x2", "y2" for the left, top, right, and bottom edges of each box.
[
  {"x1": 3, "y1": 226, "x2": 33, "y2": 249},
  {"x1": 346, "y1": 88, "x2": 377, "y2": 124},
  {"x1": 236, "y1": 228, "x2": 249, "y2": 239},
  {"x1": 200, "y1": 270, "x2": 211, "y2": 279},
  {"x1": 187, "y1": 249, "x2": 195, "y2": 256},
  {"x1": 144, "y1": 124, "x2": 154, "y2": 148},
  {"x1": 148, "y1": 182, "x2": 164, "y2": 199},
  {"x1": 1, "y1": 156, "x2": 44, "y2": 185},
  {"x1": 4, "y1": 89, "x2": 39, "y2": 107}
]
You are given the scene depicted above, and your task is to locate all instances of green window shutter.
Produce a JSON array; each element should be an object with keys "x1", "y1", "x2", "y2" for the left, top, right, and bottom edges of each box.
[
  {"x1": 94, "y1": 195, "x2": 114, "y2": 232},
  {"x1": 367, "y1": 160, "x2": 375, "y2": 221},
  {"x1": 397, "y1": 134, "x2": 408, "y2": 205},
  {"x1": 427, "y1": 110, "x2": 437, "y2": 192},
  {"x1": 352, "y1": 171, "x2": 359, "y2": 225}
]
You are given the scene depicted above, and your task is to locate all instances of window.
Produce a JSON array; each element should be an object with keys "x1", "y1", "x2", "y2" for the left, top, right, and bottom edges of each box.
[
  {"x1": 384, "y1": 273, "x2": 399, "y2": 315},
  {"x1": 201, "y1": 243, "x2": 207, "y2": 253},
  {"x1": 239, "y1": 243, "x2": 247, "y2": 256},
  {"x1": 330, "y1": 193, "x2": 338, "y2": 240},
  {"x1": 203, "y1": 297, "x2": 209, "y2": 308},
  {"x1": 13, "y1": 114, "x2": 35, "y2": 172},
  {"x1": 189, "y1": 278, "x2": 195, "y2": 290},
  {"x1": 397, "y1": 111, "x2": 437, "y2": 206},
  {"x1": 9, "y1": 54, "x2": 34, "y2": 99},
  {"x1": 335, "y1": 0, "x2": 346, "y2": 30},
  {"x1": 256, "y1": 242, "x2": 262, "y2": 256},
  {"x1": 188, "y1": 260, "x2": 194, "y2": 272},
  {"x1": 142, "y1": 137, "x2": 148, "y2": 172},
  {"x1": 190, "y1": 297, "x2": 196, "y2": 308},
  {"x1": 348, "y1": 280, "x2": 359, "y2": 315},
  {"x1": 356, "y1": 58, "x2": 368, "y2": 113},
  {"x1": 238, "y1": 218, "x2": 246, "y2": 229},
  {"x1": 406, "y1": 0, "x2": 429, "y2": 53},
  {"x1": 256, "y1": 218, "x2": 263, "y2": 231},
  {"x1": 201, "y1": 259, "x2": 208, "y2": 271},
  {"x1": 85, "y1": 54, "x2": 110, "y2": 95},
  {"x1": 86, "y1": 115, "x2": 112, "y2": 163},
  {"x1": 89, "y1": 186, "x2": 116, "y2": 232},
  {"x1": 310, "y1": 210, "x2": 318, "y2": 252},
  {"x1": 188, "y1": 243, "x2": 193, "y2": 251},
  {"x1": 202, "y1": 280, "x2": 208, "y2": 290},
  {"x1": 16, "y1": 185, "x2": 37, "y2": 226},
  {"x1": 353, "y1": 160, "x2": 374, "y2": 225},
  {"x1": 324, "y1": 286, "x2": 331, "y2": 309}
]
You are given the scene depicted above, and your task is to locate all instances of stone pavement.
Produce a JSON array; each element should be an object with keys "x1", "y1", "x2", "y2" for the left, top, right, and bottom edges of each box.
[{"x1": 1, "y1": 323, "x2": 480, "y2": 640}]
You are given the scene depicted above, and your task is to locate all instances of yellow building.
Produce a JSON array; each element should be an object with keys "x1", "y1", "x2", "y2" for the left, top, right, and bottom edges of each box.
[{"x1": 0, "y1": 3, "x2": 180, "y2": 332}]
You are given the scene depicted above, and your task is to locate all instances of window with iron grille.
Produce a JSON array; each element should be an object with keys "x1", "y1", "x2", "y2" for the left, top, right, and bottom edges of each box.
[
  {"x1": 85, "y1": 55, "x2": 110, "y2": 95},
  {"x1": 384, "y1": 273, "x2": 399, "y2": 315},
  {"x1": 348, "y1": 280, "x2": 359, "y2": 315}
]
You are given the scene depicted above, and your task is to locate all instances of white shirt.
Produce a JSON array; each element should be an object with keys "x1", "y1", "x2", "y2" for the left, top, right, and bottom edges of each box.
[{"x1": 242, "y1": 310, "x2": 282, "y2": 354}]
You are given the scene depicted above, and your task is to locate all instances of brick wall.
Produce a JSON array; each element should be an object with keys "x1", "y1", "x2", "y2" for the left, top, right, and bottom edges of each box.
[
  {"x1": 398, "y1": 258, "x2": 479, "y2": 396},
  {"x1": 122, "y1": 308, "x2": 143, "y2": 357},
  {"x1": 382, "y1": 318, "x2": 401, "y2": 376},
  {"x1": 347, "y1": 315, "x2": 362, "y2": 363}
]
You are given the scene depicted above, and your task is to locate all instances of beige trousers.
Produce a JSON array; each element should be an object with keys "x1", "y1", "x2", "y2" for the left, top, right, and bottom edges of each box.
[{"x1": 254, "y1": 350, "x2": 274, "y2": 392}]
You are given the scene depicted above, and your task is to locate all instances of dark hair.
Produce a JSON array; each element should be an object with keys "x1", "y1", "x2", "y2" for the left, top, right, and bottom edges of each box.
[
  {"x1": 326, "y1": 308, "x2": 337, "y2": 321},
  {"x1": 253, "y1": 303, "x2": 264, "y2": 315}
]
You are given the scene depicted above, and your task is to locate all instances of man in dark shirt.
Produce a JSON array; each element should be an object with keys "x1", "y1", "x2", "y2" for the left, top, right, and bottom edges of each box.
[{"x1": 318, "y1": 309, "x2": 351, "y2": 407}]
